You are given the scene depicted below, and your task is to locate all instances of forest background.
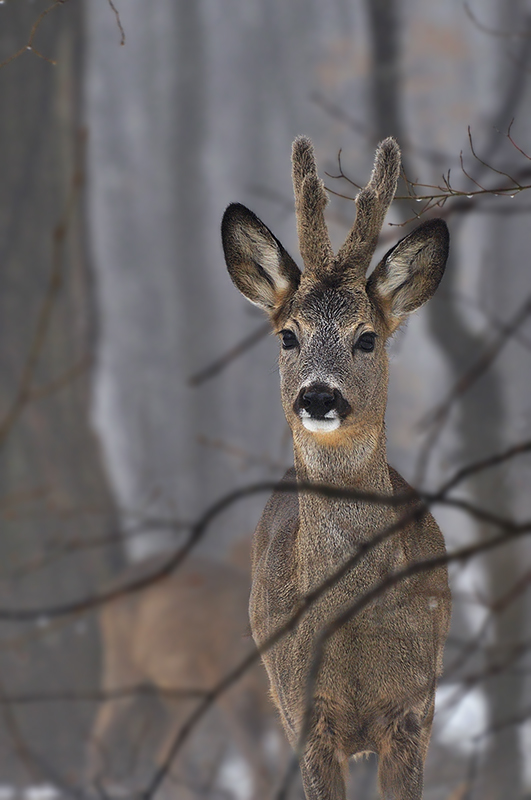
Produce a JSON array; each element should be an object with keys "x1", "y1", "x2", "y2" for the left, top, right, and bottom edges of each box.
[{"x1": 0, "y1": 1, "x2": 530, "y2": 799}]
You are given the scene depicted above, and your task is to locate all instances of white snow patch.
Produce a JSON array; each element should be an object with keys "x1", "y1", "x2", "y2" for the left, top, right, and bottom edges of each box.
[
  {"x1": 217, "y1": 752, "x2": 253, "y2": 800},
  {"x1": 24, "y1": 786, "x2": 61, "y2": 800},
  {"x1": 520, "y1": 719, "x2": 531, "y2": 789},
  {"x1": 0, "y1": 787, "x2": 62, "y2": 800},
  {"x1": 264, "y1": 728, "x2": 282, "y2": 764},
  {"x1": 434, "y1": 684, "x2": 488, "y2": 754}
]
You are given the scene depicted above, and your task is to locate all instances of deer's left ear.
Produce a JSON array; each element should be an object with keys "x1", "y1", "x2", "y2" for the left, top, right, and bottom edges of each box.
[{"x1": 367, "y1": 218, "x2": 449, "y2": 331}]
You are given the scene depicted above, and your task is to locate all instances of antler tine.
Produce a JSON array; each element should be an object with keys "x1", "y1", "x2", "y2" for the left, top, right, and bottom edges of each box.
[
  {"x1": 336, "y1": 137, "x2": 401, "y2": 276},
  {"x1": 292, "y1": 136, "x2": 334, "y2": 274}
]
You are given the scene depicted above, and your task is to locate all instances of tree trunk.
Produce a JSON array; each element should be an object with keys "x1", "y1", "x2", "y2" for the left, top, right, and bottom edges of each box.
[{"x1": 0, "y1": 0, "x2": 116, "y2": 787}]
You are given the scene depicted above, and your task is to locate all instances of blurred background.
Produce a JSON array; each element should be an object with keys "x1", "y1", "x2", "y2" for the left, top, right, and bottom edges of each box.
[{"x1": 0, "y1": 1, "x2": 530, "y2": 798}]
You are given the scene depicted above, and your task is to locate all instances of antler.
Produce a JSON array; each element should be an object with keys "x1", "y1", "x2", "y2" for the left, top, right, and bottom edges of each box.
[
  {"x1": 336, "y1": 137, "x2": 401, "y2": 276},
  {"x1": 291, "y1": 136, "x2": 401, "y2": 280},
  {"x1": 292, "y1": 137, "x2": 334, "y2": 275}
]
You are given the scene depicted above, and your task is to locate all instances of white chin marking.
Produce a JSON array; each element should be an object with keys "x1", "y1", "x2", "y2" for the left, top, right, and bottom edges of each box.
[{"x1": 302, "y1": 417, "x2": 341, "y2": 433}]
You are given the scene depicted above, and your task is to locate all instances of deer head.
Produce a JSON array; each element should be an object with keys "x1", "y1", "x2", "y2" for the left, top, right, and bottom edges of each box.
[{"x1": 222, "y1": 138, "x2": 449, "y2": 458}]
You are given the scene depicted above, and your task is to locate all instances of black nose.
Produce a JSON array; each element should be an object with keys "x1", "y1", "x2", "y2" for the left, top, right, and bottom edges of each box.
[{"x1": 300, "y1": 386, "x2": 338, "y2": 418}]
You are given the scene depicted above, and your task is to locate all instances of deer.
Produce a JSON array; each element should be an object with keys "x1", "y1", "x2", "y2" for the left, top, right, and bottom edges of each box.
[
  {"x1": 87, "y1": 552, "x2": 302, "y2": 799},
  {"x1": 221, "y1": 137, "x2": 452, "y2": 800}
]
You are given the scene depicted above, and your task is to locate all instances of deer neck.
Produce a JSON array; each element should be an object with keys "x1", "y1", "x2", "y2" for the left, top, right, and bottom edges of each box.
[{"x1": 292, "y1": 426, "x2": 395, "y2": 589}]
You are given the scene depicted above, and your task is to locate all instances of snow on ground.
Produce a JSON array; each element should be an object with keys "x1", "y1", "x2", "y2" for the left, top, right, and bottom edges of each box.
[
  {"x1": 434, "y1": 684, "x2": 488, "y2": 754},
  {"x1": 0, "y1": 787, "x2": 61, "y2": 800}
]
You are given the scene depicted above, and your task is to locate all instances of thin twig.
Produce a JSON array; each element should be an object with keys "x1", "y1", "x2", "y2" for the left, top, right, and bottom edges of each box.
[
  {"x1": 188, "y1": 321, "x2": 271, "y2": 386},
  {"x1": 0, "y1": 0, "x2": 69, "y2": 70},
  {"x1": 284, "y1": 513, "x2": 531, "y2": 798},
  {"x1": 420, "y1": 293, "x2": 531, "y2": 430},
  {"x1": 326, "y1": 124, "x2": 531, "y2": 226},
  {"x1": 0, "y1": 684, "x2": 207, "y2": 706},
  {"x1": 0, "y1": 434, "x2": 529, "y2": 622},
  {"x1": 444, "y1": 566, "x2": 531, "y2": 680},
  {"x1": 464, "y1": 1, "x2": 531, "y2": 38},
  {"x1": 143, "y1": 497, "x2": 531, "y2": 799},
  {"x1": 506, "y1": 118, "x2": 531, "y2": 160},
  {"x1": 197, "y1": 434, "x2": 288, "y2": 472},
  {"x1": 26, "y1": 355, "x2": 91, "y2": 402},
  {"x1": 438, "y1": 439, "x2": 531, "y2": 495},
  {"x1": 106, "y1": 0, "x2": 126, "y2": 46},
  {"x1": 0, "y1": 676, "x2": 41, "y2": 780},
  {"x1": 466, "y1": 126, "x2": 522, "y2": 186},
  {"x1": 0, "y1": 131, "x2": 86, "y2": 448}
]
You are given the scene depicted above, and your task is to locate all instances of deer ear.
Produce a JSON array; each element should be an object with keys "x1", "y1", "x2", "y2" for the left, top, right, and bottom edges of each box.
[
  {"x1": 222, "y1": 203, "x2": 301, "y2": 313},
  {"x1": 367, "y1": 218, "x2": 449, "y2": 331}
]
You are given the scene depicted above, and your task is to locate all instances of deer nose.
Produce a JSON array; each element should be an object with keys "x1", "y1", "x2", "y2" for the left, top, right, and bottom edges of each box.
[{"x1": 300, "y1": 386, "x2": 337, "y2": 418}]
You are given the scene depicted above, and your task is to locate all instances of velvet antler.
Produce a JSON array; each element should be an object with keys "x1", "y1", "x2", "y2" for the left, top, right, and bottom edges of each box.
[
  {"x1": 291, "y1": 137, "x2": 401, "y2": 280},
  {"x1": 335, "y1": 137, "x2": 401, "y2": 276},
  {"x1": 291, "y1": 136, "x2": 334, "y2": 275}
]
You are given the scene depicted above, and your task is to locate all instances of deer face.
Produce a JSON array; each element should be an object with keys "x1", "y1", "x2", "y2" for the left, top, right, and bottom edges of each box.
[
  {"x1": 222, "y1": 138, "x2": 449, "y2": 451},
  {"x1": 277, "y1": 282, "x2": 387, "y2": 444}
]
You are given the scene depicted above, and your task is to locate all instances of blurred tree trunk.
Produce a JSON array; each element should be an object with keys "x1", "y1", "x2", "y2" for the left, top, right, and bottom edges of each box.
[
  {"x1": 425, "y1": 252, "x2": 524, "y2": 800},
  {"x1": 85, "y1": 0, "x2": 320, "y2": 563},
  {"x1": 471, "y1": 4, "x2": 531, "y2": 797},
  {"x1": 421, "y1": 1, "x2": 530, "y2": 795},
  {"x1": 366, "y1": 0, "x2": 404, "y2": 146},
  {"x1": 0, "y1": 0, "x2": 116, "y2": 786},
  {"x1": 366, "y1": 1, "x2": 527, "y2": 797}
]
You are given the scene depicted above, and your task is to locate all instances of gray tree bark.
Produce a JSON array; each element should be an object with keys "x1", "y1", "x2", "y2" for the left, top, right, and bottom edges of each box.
[
  {"x1": 85, "y1": 0, "x2": 326, "y2": 562},
  {"x1": 420, "y1": 2, "x2": 530, "y2": 796},
  {"x1": 0, "y1": 0, "x2": 115, "y2": 786}
]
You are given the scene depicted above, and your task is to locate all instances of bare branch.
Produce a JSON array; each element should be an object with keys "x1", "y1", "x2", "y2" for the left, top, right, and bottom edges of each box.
[
  {"x1": 26, "y1": 355, "x2": 92, "y2": 402},
  {"x1": 506, "y1": 118, "x2": 531, "y2": 160},
  {"x1": 312, "y1": 91, "x2": 453, "y2": 167},
  {"x1": 0, "y1": 0, "x2": 125, "y2": 72},
  {"x1": 0, "y1": 676, "x2": 41, "y2": 781},
  {"x1": 197, "y1": 434, "x2": 288, "y2": 472},
  {"x1": 0, "y1": 685, "x2": 207, "y2": 706},
  {"x1": 326, "y1": 124, "x2": 531, "y2": 226},
  {"x1": 467, "y1": 126, "x2": 522, "y2": 187},
  {"x1": 188, "y1": 321, "x2": 271, "y2": 386},
  {"x1": 107, "y1": 0, "x2": 126, "y2": 45},
  {"x1": 438, "y1": 439, "x2": 531, "y2": 495},
  {"x1": 464, "y1": 1, "x2": 531, "y2": 38},
  {"x1": 420, "y1": 292, "x2": 531, "y2": 430},
  {"x1": 0, "y1": 430, "x2": 530, "y2": 622},
  {"x1": 0, "y1": 0, "x2": 69, "y2": 70},
  {"x1": 141, "y1": 494, "x2": 531, "y2": 798},
  {"x1": 0, "y1": 130, "x2": 86, "y2": 448}
]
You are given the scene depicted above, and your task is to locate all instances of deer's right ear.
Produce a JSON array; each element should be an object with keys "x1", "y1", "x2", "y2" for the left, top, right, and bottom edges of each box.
[{"x1": 222, "y1": 203, "x2": 301, "y2": 314}]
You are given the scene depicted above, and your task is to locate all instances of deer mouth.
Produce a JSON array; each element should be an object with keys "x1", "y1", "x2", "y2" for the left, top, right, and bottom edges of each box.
[
  {"x1": 294, "y1": 385, "x2": 351, "y2": 433},
  {"x1": 299, "y1": 409, "x2": 341, "y2": 433}
]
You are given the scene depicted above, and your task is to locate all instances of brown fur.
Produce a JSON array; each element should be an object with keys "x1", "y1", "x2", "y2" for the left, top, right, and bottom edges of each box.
[
  {"x1": 88, "y1": 555, "x2": 294, "y2": 799},
  {"x1": 221, "y1": 138, "x2": 451, "y2": 799}
]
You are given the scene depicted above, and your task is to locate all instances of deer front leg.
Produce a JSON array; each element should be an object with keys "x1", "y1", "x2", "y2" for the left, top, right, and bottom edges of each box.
[
  {"x1": 299, "y1": 738, "x2": 347, "y2": 800},
  {"x1": 377, "y1": 708, "x2": 432, "y2": 800},
  {"x1": 86, "y1": 694, "x2": 136, "y2": 785}
]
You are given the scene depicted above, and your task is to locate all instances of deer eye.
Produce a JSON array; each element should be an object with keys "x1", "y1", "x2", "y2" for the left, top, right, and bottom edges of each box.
[
  {"x1": 280, "y1": 329, "x2": 299, "y2": 350},
  {"x1": 355, "y1": 332, "x2": 376, "y2": 353}
]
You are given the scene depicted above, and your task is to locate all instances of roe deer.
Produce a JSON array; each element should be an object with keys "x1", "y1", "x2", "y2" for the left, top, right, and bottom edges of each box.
[
  {"x1": 221, "y1": 138, "x2": 451, "y2": 800},
  {"x1": 88, "y1": 554, "x2": 301, "y2": 799}
]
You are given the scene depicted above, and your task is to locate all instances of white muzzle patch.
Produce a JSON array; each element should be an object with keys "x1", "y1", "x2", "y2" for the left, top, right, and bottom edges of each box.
[{"x1": 300, "y1": 410, "x2": 341, "y2": 433}]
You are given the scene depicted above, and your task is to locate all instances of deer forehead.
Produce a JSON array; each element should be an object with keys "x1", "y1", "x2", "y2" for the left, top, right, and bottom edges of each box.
[{"x1": 286, "y1": 286, "x2": 377, "y2": 332}]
